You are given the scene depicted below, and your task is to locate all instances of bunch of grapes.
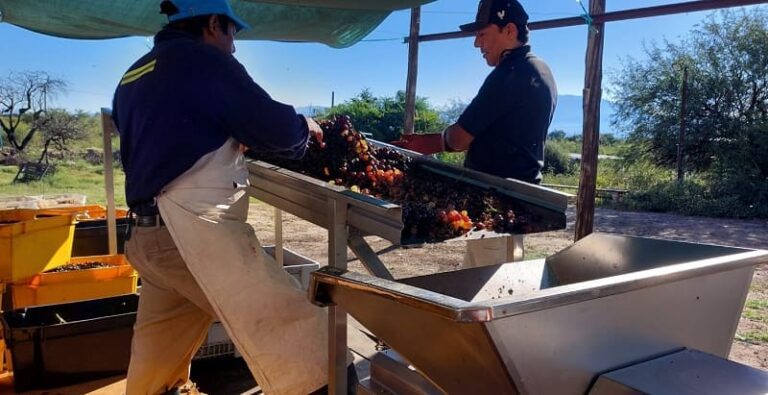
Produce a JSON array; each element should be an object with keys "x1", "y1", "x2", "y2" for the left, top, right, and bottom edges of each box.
[{"x1": 249, "y1": 115, "x2": 531, "y2": 242}]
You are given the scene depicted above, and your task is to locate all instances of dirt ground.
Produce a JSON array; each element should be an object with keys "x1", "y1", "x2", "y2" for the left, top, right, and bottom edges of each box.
[{"x1": 247, "y1": 202, "x2": 768, "y2": 371}]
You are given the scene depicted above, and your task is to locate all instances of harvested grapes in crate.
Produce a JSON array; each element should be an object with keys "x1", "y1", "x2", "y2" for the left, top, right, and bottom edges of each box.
[{"x1": 248, "y1": 115, "x2": 544, "y2": 242}]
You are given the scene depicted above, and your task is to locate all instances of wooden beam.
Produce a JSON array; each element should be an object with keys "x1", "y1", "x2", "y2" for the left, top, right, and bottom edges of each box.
[
  {"x1": 574, "y1": 0, "x2": 606, "y2": 241},
  {"x1": 412, "y1": 0, "x2": 768, "y2": 43},
  {"x1": 403, "y1": 7, "x2": 421, "y2": 135},
  {"x1": 100, "y1": 108, "x2": 118, "y2": 255}
]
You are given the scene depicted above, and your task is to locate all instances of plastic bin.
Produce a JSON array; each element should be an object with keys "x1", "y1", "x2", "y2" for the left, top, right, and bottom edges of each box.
[
  {"x1": 2, "y1": 294, "x2": 138, "y2": 392},
  {"x1": 263, "y1": 246, "x2": 320, "y2": 290},
  {"x1": 0, "y1": 194, "x2": 87, "y2": 210},
  {"x1": 39, "y1": 205, "x2": 131, "y2": 256},
  {"x1": 194, "y1": 322, "x2": 236, "y2": 361},
  {"x1": 72, "y1": 218, "x2": 131, "y2": 256},
  {"x1": 40, "y1": 204, "x2": 128, "y2": 221},
  {"x1": 0, "y1": 195, "x2": 42, "y2": 210},
  {"x1": 0, "y1": 210, "x2": 76, "y2": 282},
  {"x1": 9, "y1": 254, "x2": 138, "y2": 309},
  {"x1": 36, "y1": 193, "x2": 88, "y2": 208}
]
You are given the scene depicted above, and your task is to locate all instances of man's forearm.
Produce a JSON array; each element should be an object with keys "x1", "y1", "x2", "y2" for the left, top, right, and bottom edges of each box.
[{"x1": 443, "y1": 123, "x2": 474, "y2": 152}]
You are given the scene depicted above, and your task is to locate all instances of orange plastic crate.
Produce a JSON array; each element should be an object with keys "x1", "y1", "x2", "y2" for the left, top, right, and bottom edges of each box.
[
  {"x1": 10, "y1": 255, "x2": 137, "y2": 309},
  {"x1": 0, "y1": 210, "x2": 76, "y2": 282},
  {"x1": 39, "y1": 205, "x2": 128, "y2": 221}
]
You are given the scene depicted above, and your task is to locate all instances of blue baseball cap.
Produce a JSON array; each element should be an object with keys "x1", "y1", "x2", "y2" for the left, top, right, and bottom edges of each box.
[{"x1": 165, "y1": 0, "x2": 250, "y2": 32}]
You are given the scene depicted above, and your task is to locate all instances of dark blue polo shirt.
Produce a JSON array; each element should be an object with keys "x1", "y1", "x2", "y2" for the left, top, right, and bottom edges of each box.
[
  {"x1": 113, "y1": 29, "x2": 309, "y2": 211},
  {"x1": 458, "y1": 45, "x2": 557, "y2": 184}
]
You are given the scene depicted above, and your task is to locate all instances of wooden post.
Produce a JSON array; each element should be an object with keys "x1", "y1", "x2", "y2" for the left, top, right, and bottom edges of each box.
[
  {"x1": 403, "y1": 6, "x2": 421, "y2": 135},
  {"x1": 677, "y1": 66, "x2": 688, "y2": 183},
  {"x1": 100, "y1": 108, "x2": 118, "y2": 255},
  {"x1": 574, "y1": 0, "x2": 606, "y2": 241}
]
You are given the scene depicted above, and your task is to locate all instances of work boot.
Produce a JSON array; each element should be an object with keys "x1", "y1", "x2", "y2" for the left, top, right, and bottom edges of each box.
[{"x1": 308, "y1": 364, "x2": 359, "y2": 395}]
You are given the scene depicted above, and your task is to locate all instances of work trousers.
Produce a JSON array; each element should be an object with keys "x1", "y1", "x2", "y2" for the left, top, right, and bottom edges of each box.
[{"x1": 125, "y1": 139, "x2": 329, "y2": 395}]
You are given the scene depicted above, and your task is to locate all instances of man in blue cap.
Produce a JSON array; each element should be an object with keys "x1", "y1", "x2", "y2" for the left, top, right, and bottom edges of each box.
[
  {"x1": 445, "y1": 0, "x2": 557, "y2": 267},
  {"x1": 113, "y1": 1, "x2": 352, "y2": 393}
]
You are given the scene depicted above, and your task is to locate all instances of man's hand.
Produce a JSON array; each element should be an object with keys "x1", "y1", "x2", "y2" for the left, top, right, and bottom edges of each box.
[
  {"x1": 390, "y1": 133, "x2": 445, "y2": 155},
  {"x1": 443, "y1": 123, "x2": 473, "y2": 152},
  {"x1": 304, "y1": 115, "x2": 323, "y2": 143}
]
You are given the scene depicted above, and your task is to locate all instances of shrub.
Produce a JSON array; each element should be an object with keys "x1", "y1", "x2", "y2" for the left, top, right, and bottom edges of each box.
[
  {"x1": 623, "y1": 177, "x2": 768, "y2": 219},
  {"x1": 544, "y1": 141, "x2": 574, "y2": 175},
  {"x1": 434, "y1": 152, "x2": 465, "y2": 166}
]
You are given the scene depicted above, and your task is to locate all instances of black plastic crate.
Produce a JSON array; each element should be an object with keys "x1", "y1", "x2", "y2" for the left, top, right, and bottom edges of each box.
[
  {"x1": 72, "y1": 218, "x2": 132, "y2": 256},
  {"x1": 2, "y1": 294, "x2": 138, "y2": 392}
]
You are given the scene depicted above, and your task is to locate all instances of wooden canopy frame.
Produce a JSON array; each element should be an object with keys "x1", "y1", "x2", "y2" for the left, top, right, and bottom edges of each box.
[{"x1": 401, "y1": 0, "x2": 768, "y2": 241}]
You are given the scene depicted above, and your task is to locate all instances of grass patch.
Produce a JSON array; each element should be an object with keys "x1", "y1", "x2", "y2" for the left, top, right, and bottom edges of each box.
[
  {"x1": 524, "y1": 246, "x2": 549, "y2": 260},
  {"x1": 744, "y1": 299, "x2": 768, "y2": 323},
  {"x1": 736, "y1": 330, "x2": 768, "y2": 344},
  {"x1": 0, "y1": 162, "x2": 126, "y2": 207}
]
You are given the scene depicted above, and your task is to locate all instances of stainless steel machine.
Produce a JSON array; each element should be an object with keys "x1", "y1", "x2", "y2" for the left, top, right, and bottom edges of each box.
[
  {"x1": 310, "y1": 233, "x2": 768, "y2": 394},
  {"x1": 246, "y1": 144, "x2": 571, "y2": 391}
]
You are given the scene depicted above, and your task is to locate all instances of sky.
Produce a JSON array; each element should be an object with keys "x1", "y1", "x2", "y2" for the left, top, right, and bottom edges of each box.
[{"x1": 1, "y1": 0, "x2": 764, "y2": 116}]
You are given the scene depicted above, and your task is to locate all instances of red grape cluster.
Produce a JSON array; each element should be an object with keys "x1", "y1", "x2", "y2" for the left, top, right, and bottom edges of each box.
[
  {"x1": 305, "y1": 116, "x2": 409, "y2": 198},
  {"x1": 248, "y1": 115, "x2": 531, "y2": 242}
]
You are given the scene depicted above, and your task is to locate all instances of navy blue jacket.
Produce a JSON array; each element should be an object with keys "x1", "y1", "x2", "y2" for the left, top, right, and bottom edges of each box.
[
  {"x1": 113, "y1": 29, "x2": 309, "y2": 210},
  {"x1": 458, "y1": 45, "x2": 556, "y2": 184}
]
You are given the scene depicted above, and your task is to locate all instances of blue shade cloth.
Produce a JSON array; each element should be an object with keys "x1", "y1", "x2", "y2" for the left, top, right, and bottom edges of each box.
[{"x1": 0, "y1": 0, "x2": 435, "y2": 48}]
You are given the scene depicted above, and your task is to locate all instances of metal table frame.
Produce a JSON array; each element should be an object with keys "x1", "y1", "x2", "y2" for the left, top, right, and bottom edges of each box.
[{"x1": 248, "y1": 160, "x2": 399, "y2": 393}]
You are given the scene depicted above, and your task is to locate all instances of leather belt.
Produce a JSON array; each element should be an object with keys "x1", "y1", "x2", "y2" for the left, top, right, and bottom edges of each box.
[{"x1": 135, "y1": 214, "x2": 165, "y2": 227}]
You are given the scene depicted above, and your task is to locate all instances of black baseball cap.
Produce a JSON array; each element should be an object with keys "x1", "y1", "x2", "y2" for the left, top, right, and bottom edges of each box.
[{"x1": 460, "y1": 0, "x2": 529, "y2": 32}]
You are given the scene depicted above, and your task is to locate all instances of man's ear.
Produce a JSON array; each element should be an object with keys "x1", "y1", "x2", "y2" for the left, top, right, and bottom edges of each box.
[
  {"x1": 504, "y1": 23, "x2": 518, "y2": 40},
  {"x1": 206, "y1": 15, "x2": 220, "y2": 36}
]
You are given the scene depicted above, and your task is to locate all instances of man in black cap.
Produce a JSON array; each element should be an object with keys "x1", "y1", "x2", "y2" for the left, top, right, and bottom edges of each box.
[{"x1": 444, "y1": 0, "x2": 557, "y2": 267}]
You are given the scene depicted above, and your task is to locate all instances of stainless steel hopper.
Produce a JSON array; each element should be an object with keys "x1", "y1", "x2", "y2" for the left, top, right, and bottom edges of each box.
[{"x1": 310, "y1": 233, "x2": 768, "y2": 394}]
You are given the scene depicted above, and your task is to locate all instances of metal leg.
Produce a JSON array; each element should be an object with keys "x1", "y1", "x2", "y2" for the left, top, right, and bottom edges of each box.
[
  {"x1": 507, "y1": 234, "x2": 525, "y2": 262},
  {"x1": 274, "y1": 207, "x2": 284, "y2": 266},
  {"x1": 328, "y1": 199, "x2": 348, "y2": 395},
  {"x1": 347, "y1": 230, "x2": 394, "y2": 281}
]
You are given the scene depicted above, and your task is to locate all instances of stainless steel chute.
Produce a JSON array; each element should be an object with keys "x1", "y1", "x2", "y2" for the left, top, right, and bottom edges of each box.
[
  {"x1": 310, "y1": 233, "x2": 768, "y2": 394},
  {"x1": 246, "y1": 142, "x2": 570, "y2": 246}
]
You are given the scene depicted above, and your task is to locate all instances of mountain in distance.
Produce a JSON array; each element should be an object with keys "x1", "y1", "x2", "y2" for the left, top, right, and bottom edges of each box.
[{"x1": 296, "y1": 95, "x2": 618, "y2": 137}]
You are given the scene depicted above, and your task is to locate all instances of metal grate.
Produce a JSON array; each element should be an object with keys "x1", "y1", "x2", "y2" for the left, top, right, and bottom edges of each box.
[{"x1": 194, "y1": 341, "x2": 235, "y2": 360}]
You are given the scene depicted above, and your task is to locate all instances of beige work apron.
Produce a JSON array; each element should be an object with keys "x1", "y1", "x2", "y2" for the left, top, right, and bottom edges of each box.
[{"x1": 126, "y1": 138, "x2": 328, "y2": 394}]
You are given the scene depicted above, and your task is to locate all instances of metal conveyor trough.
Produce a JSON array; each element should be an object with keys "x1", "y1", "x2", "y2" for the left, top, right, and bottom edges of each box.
[{"x1": 310, "y1": 233, "x2": 768, "y2": 394}]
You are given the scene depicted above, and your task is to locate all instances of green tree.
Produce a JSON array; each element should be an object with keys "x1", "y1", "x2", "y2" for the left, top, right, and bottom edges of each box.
[
  {"x1": 321, "y1": 89, "x2": 447, "y2": 142},
  {"x1": 544, "y1": 140, "x2": 574, "y2": 175},
  {"x1": 612, "y1": 9, "x2": 767, "y2": 174},
  {"x1": 33, "y1": 109, "x2": 88, "y2": 164},
  {"x1": 547, "y1": 129, "x2": 566, "y2": 140},
  {"x1": 612, "y1": 9, "x2": 768, "y2": 217},
  {"x1": 0, "y1": 71, "x2": 67, "y2": 154},
  {"x1": 439, "y1": 98, "x2": 468, "y2": 124}
]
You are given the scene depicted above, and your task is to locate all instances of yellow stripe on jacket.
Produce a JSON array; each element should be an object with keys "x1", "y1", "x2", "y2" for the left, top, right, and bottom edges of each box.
[{"x1": 120, "y1": 59, "x2": 157, "y2": 85}]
